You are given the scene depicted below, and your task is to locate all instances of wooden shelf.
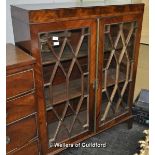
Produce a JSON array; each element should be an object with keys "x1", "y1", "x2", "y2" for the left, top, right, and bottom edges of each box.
[
  {"x1": 102, "y1": 68, "x2": 126, "y2": 90},
  {"x1": 44, "y1": 68, "x2": 126, "y2": 109},
  {"x1": 100, "y1": 99, "x2": 129, "y2": 123},
  {"x1": 48, "y1": 109, "x2": 88, "y2": 145},
  {"x1": 41, "y1": 47, "x2": 88, "y2": 65},
  {"x1": 104, "y1": 39, "x2": 134, "y2": 53},
  {"x1": 45, "y1": 78, "x2": 88, "y2": 109}
]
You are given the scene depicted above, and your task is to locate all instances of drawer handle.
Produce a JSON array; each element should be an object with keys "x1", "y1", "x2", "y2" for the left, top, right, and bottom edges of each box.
[{"x1": 6, "y1": 136, "x2": 10, "y2": 145}]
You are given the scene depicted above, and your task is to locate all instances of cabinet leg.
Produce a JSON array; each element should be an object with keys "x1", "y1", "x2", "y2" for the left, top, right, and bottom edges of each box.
[{"x1": 127, "y1": 118, "x2": 133, "y2": 129}]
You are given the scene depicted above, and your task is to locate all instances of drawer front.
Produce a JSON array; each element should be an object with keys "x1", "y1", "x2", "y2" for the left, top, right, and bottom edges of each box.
[
  {"x1": 6, "y1": 69, "x2": 34, "y2": 99},
  {"x1": 6, "y1": 115, "x2": 37, "y2": 153},
  {"x1": 7, "y1": 140, "x2": 39, "y2": 155},
  {"x1": 7, "y1": 93, "x2": 36, "y2": 124}
]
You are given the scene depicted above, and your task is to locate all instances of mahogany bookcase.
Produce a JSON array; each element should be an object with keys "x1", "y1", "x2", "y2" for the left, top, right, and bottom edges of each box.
[{"x1": 11, "y1": 1, "x2": 144, "y2": 154}]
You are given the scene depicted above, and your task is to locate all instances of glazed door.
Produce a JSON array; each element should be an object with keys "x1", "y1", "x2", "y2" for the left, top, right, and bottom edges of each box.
[
  {"x1": 32, "y1": 19, "x2": 96, "y2": 153},
  {"x1": 96, "y1": 14, "x2": 143, "y2": 131}
]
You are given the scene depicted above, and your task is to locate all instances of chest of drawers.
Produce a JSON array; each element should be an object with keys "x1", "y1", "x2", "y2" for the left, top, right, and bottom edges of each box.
[{"x1": 6, "y1": 44, "x2": 40, "y2": 155}]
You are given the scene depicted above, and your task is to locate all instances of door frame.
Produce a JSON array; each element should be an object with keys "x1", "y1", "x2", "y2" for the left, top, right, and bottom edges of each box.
[
  {"x1": 96, "y1": 13, "x2": 144, "y2": 132},
  {"x1": 30, "y1": 18, "x2": 97, "y2": 154}
]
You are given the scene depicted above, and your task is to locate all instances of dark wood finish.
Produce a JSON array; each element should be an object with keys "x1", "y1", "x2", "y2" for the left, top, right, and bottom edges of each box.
[
  {"x1": 6, "y1": 44, "x2": 35, "y2": 71},
  {"x1": 7, "y1": 140, "x2": 39, "y2": 155},
  {"x1": 6, "y1": 44, "x2": 40, "y2": 154},
  {"x1": 11, "y1": 3, "x2": 144, "y2": 56},
  {"x1": 127, "y1": 117, "x2": 134, "y2": 129},
  {"x1": 43, "y1": 57, "x2": 88, "y2": 85},
  {"x1": 45, "y1": 78, "x2": 88, "y2": 107},
  {"x1": 11, "y1": 3, "x2": 144, "y2": 23},
  {"x1": 7, "y1": 92, "x2": 36, "y2": 124},
  {"x1": 26, "y1": 19, "x2": 95, "y2": 154},
  {"x1": 11, "y1": 2, "x2": 144, "y2": 155},
  {"x1": 6, "y1": 115, "x2": 37, "y2": 153},
  {"x1": 41, "y1": 48, "x2": 87, "y2": 65},
  {"x1": 46, "y1": 98, "x2": 87, "y2": 123},
  {"x1": 6, "y1": 69, "x2": 34, "y2": 99},
  {"x1": 96, "y1": 13, "x2": 144, "y2": 132}
]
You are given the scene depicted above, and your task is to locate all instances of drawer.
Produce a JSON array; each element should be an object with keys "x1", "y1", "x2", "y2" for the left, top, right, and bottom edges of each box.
[
  {"x1": 7, "y1": 140, "x2": 39, "y2": 155},
  {"x1": 6, "y1": 69, "x2": 34, "y2": 99},
  {"x1": 6, "y1": 115, "x2": 37, "y2": 153},
  {"x1": 7, "y1": 93, "x2": 36, "y2": 124}
]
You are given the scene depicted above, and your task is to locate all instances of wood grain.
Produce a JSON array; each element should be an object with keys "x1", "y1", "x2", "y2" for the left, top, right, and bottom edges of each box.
[
  {"x1": 7, "y1": 140, "x2": 39, "y2": 155},
  {"x1": 6, "y1": 115, "x2": 37, "y2": 153},
  {"x1": 11, "y1": 3, "x2": 144, "y2": 154},
  {"x1": 6, "y1": 44, "x2": 35, "y2": 71},
  {"x1": 7, "y1": 93, "x2": 36, "y2": 124},
  {"x1": 6, "y1": 69, "x2": 34, "y2": 99}
]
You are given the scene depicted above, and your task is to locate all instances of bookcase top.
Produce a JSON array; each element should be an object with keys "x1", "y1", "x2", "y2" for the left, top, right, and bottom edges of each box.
[{"x1": 12, "y1": 0, "x2": 142, "y2": 11}]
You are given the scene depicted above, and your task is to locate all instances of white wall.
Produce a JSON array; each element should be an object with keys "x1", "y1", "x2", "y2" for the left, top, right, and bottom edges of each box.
[
  {"x1": 6, "y1": 0, "x2": 77, "y2": 44},
  {"x1": 140, "y1": 0, "x2": 149, "y2": 44}
]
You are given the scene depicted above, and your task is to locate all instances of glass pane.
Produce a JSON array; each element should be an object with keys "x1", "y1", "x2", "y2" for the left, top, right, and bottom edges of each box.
[
  {"x1": 100, "y1": 21, "x2": 137, "y2": 125},
  {"x1": 39, "y1": 27, "x2": 90, "y2": 147}
]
